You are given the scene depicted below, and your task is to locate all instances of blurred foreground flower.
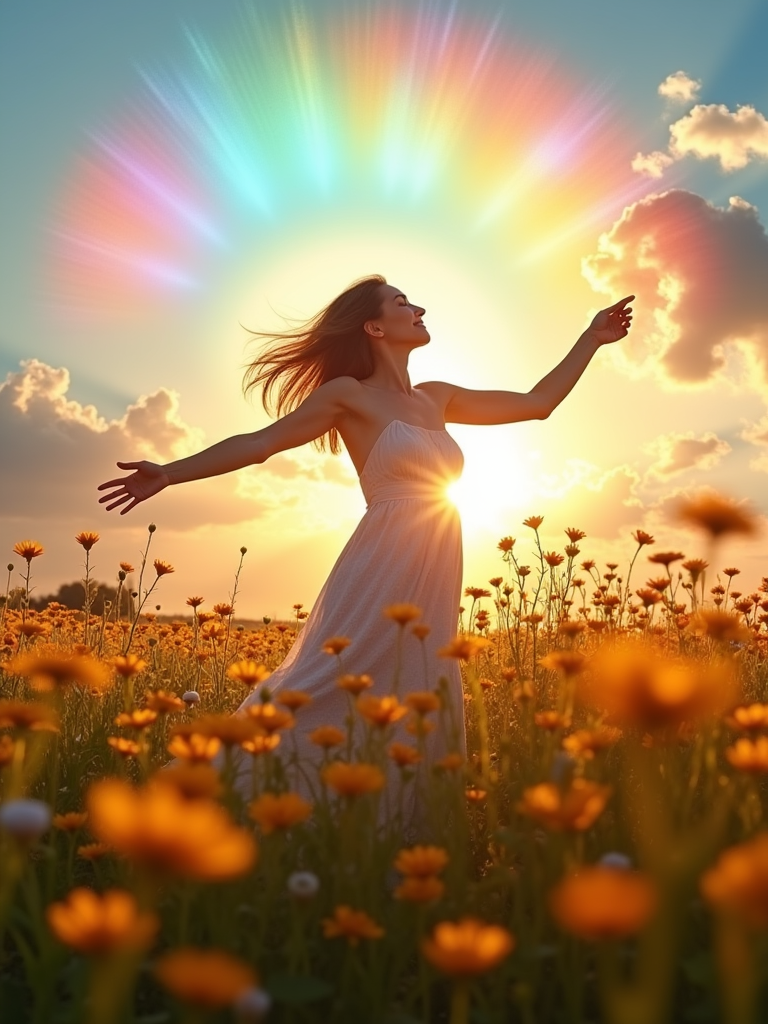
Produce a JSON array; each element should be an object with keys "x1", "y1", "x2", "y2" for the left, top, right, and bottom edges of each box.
[
  {"x1": 155, "y1": 948, "x2": 257, "y2": 1008},
  {"x1": 6, "y1": 652, "x2": 110, "y2": 693},
  {"x1": 322, "y1": 905, "x2": 384, "y2": 945},
  {"x1": 517, "y1": 780, "x2": 611, "y2": 832},
  {"x1": 322, "y1": 761, "x2": 385, "y2": 797},
  {"x1": 700, "y1": 833, "x2": 768, "y2": 928},
  {"x1": 47, "y1": 888, "x2": 158, "y2": 954},
  {"x1": 675, "y1": 492, "x2": 758, "y2": 541},
  {"x1": 0, "y1": 799, "x2": 52, "y2": 842},
  {"x1": 394, "y1": 845, "x2": 449, "y2": 878},
  {"x1": 0, "y1": 699, "x2": 59, "y2": 732},
  {"x1": 87, "y1": 778, "x2": 257, "y2": 880},
  {"x1": 383, "y1": 603, "x2": 422, "y2": 625},
  {"x1": 248, "y1": 792, "x2": 312, "y2": 834},
  {"x1": 549, "y1": 867, "x2": 657, "y2": 939},
  {"x1": 422, "y1": 918, "x2": 514, "y2": 976},
  {"x1": 439, "y1": 635, "x2": 492, "y2": 660}
]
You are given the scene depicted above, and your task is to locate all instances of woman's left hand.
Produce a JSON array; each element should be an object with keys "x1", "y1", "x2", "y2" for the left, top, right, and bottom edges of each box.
[{"x1": 588, "y1": 295, "x2": 635, "y2": 345}]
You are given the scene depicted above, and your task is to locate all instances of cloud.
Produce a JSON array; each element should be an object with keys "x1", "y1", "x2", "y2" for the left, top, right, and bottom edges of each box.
[
  {"x1": 633, "y1": 101, "x2": 768, "y2": 176},
  {"x1": 658, "y1": 71, "x2": 701, "y2": 104},
  {"x1": 644, "y1": 431, "x2": 731, "y2": 478},
  {"x1": 583, "y1": 189, "x2": 768, "y2": 389}
]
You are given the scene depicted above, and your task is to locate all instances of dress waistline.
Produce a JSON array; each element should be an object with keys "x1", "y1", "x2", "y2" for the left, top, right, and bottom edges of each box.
[{"x1": 365, "y1": 483, "x2": 451, "y2": 507}]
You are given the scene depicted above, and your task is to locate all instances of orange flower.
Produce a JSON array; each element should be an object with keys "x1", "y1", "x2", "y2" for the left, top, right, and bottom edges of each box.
[
  {"x1": 321, "y1": 636, "x2": 352, "y2": 655},
  {"x1": 394, "y1": 845, "x2": 449, "y2": 878},
  {"x1": 87, "y1": 778, "x2": 257, "y2": 880},
  {"x1": 465, "y1": 789, "x2": 487, "y2": 803},
  {"x1": 689, "y1": 610, "x2": 752, "y2": 644},
  {"x1": 534, "y1": 711, "x2": 572, "y2": 731},
  {"x1": 308, "y1": 725, "x2": 346, "y2": 748},
  {"x1": 186, "y1": 596, "x2": 205, "y2": 608},
  {"x1": 647, "y1": 550, "x2": 685, "y2": 567},
  {"x1": 549, "y1": 867, "x2": 657, "y2": 939},
  {"x1": 404, "y1": 691, "x2": 441, "y2": 715},
  {"x1": 388, "y1": 742, "x2": 422, "y2": 767},
  {"x1": 435, "y1": 753, "x2": 464, "y2": 772},
  {"x1": 517, "y1": 780, "x2": 611, "y2": 831},
  {"x1": 6, "y1": 652, "x2": 109, "y2": 693},
  {"x1": 676, "y1": 492, "x2": 758, "y2": 540},
  {"x1": 0, "y1": 735, "x2": 16, "y2": 766},
  {"x1": 12, "y1": 540, "x2": 44, "y2": 562},
  {"x1": 152, "y1": 764, "x2": 223, "y2": 801},
  {"x1": 394, "y1": 876, "x2": 445, "y2": 903},
  {"x1": 119, "y1": 562, "x2": 135, "y2": 573},
  {"x1": 52, "y1": 812, "x2": 88, "y2": 831},
  {"x1": 383, "y1": 603, "x2": 422, "y2": 625},
  {"x1": 438, "y1": 635, "x2": 491, "y2": 660},
  {"x1": 47, "y1": 888, "x2": 158, "y2": 954},
  {"x1": 144, "y1": 690, "x2": 186, "y2": 714},
  {"x1": 356, "y1": 694, "x2": 408, "y2": 728},
  {"x1": 153, "y1": 559, "x2": 175, "y2": 576},
  {"x1": 248, "y1": 792, "x2": 313, "y2": 834},
  {"x1": 725, "y1": 704, "x2": 768, "y2": 732},
  {"x1": 175, "y1": 714, "x2": 262, "y2": 746},
  {"x1": 539, "y1": 650, "x2": 586, "y2": 677},
  {"x1": 112, "y1": 654, "x2": 148, "y2": 678},
  {"x1": 107, "y1": 737, "x2": 141, "y2": 758},
  {"x1": 543, "y1": 551, "x2": 565, "y2": 568},
  {"x1": 422, "y1": 918, "x2": 514, "y2": 976},
  {"x1": 632, "y1": 529, "x2": 655, "y2": 547},
  {"x1": 154, "y1": 948, "x2": 257, "y2": 1007},
  {"x1": 244, "y1": 704, "x2": 295, "y2": 733},
  {"x1": 226, "y1": 661, "x2": 271, "y2": 688},
  {"x1": 411, "y1": 623, "x2": 431, "y2": 640},
  {"x1": 336, "y1": 673, "x2": 374, "y2": 696},
  {"x1": 240, "y1": 733, "x2": 281, "y2": 756},
  {"x1": 0, "y1": 699, "x2": 59, "y2": 732},
  {"x1": 725, "y1": 737, "x2": 768, "y2": 773},
  {"x1": 77, "y1": 842, "x2": 112, "y2": 860},
  {"x1": 321, "y1": 905, "x2": 384, "y2": 945},
  {"x1": 523, "y1": 516, "x2": 544, "y2": 530},
  {"x1": 563, "y1": 727, "x2": 622, "y2": 759},
  {"x1": 114, "y1": 709, "x2": 158, "y2": 730},
  {"x1": 322, "y1": 761, "x2": 385, "y2": 797},
  {"x1": 406, "y1": 715, "x2": 435, "y2": 737},
  {"x1": 75, "y1": 532, "x2": 100, "y2": 551},
  {"x1": 275, "y1": 689, "x2": 312, "y2": 712},
  {"x1": 166, "y1": 733, "x2": 221, "y2": 763},
  {"x1": 701, "y1": 833, "x2": 768, "y2": 928}
]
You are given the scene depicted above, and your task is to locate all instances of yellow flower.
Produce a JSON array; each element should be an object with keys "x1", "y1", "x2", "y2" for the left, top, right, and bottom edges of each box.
[
  {"x1": 248, "y1": 792, "x2": 313, "y2": 834},
  {"x1": 226, "y1": 660, "x2": 271, "y2": 688},
  {"x1": 321, "y1": 905, "x2": 384, "y2": 945},
  {"x1": 394, "y1": 845, "x2": 449, "y2": 878},
  {"x1": 725, "y1": 704, "x2": 768, "y2": 732},
  {"x1": 144, "y1": 690, "x2": 186, "y2": 714},
  {"x1": 151, "y1": 764, "x2": 223, "y2": 801},
  {"x1": 174, "y1": 714, "x2": 262, "y2": 746},
  {"x1": 86, "y1": 778, "x2": 257, "y2": 881},
  {"x1": 701, "y1": 833, "x2": 768, "y2": 928},
  {"x1": 422, "y1": 918, "x2": 514, "y2": 976},
  {"x1": 0, "y1": 699, "x2": 59, "y2": 732},
  {"x1": 336, "y1": 673, "x2": 374, "y2": 696},
  {"x1": 0, "y1": 735, "x2": 15, "y2": 766},
  {"x1": 539, "y1": 650, "x2": 587, "y2": 677},
  {"x1": 394, "y1": 876, "x2": 445, "y2": 903},
  {"x1": 383, "y1": 603, "x2": 422, "y2": 625},
  {"x1": 549, "y1": 868, "x2": 657, "y2": 940},
  {"x1": 154, "y1": 948, "x2": 257, "y2": 1007},
  {"x1": 47, "y1": 888, "x2": 158, "y2": 955},
  {"x1": 114, "y1": 709, "x2": 158, "y2": 730},
  {"x1": 404, "y1": 691, "x2": 441, "y2": 715},
  {"x1": 52, "y1": 812, "x2": 88, "y2": 831},
  {"x1": 77, "y1": 842, "x2": 112, "y2": 860},
  {"x1": 563, "y1": 727, "x2": 622, "y2": 759},
  {"x1": 465, "y1": 788, "x2": 487, "y2": 803},
  {"x1": 517, "y1": 780, "x2": 611, "y2": 832},
  {"x1": 356, "y1": 694, "x2": 408, "y2": 728},
  {"x1": 12, "y1": 540, "x2": 44, "y2": 562},
  {"x1": 322, "y1": 761, "x2": 385, "y2": 797},
  {"x1": 388, "y1": 742, "x2": 422, "y2": 767},
  {"x1": 275, "y1": 689, "x2": 312, "y2": 712},
  {"x1": 534, "y1": 711, "x2": 572, "y2": 731},
  {"x1": 438, "y1": 635, "x2": 491, "y2": 660},
  {"x1": 411, "y1": 623, "x2": 431, "y2": 640},
  {"x1": 244, "y1": 704, "x2": 295, "y2": 733},
  {"x1": 107, "y1": 737, "x2": 141, "y2": 758},
  {"x1": 6, "y1": 652, "x2": 109, "y2": 693},
  {"x1": 74, "y1": 531, "x2": 100, "y2": 551},
  {"x1": 240, "y1": 733, "x2": 281, "y2": 756},
  {"x1": 321, "y1": 636, "x2": 352, "y2": 655},
  {"x1": 689, "y1": 610, "x2": 752, "y2": 644},
  {"x1": 725, "y1": 737, "x2": 768, "y2": 773},
  {"x1": 166, "y1": 733, "x2": 221, "y2": 763},
  {"x1": 112, "y1": 654, "x2": 148, "y2": 678},
  {"x1": 308, "y1": 725, "x2": 346, "y2": 748}
]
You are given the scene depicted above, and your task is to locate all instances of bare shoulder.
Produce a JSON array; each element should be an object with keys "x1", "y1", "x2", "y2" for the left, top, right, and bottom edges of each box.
[
  {"x1": 311, "y1": 376, "x2": 366, "y2": 413},
  {"x1": 415, "y1": 380, "x2": 458, "y2": 413}
]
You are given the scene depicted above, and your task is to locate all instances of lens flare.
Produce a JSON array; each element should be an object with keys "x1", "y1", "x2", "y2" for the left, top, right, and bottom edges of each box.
[{"x1": 46, "y1": 2, "x2": 646, "y2": 323}]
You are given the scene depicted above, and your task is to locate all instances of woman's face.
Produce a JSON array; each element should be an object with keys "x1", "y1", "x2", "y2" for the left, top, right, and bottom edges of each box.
[{"x1": 365, "y1": 285, "x2": 429, "y2": 346}]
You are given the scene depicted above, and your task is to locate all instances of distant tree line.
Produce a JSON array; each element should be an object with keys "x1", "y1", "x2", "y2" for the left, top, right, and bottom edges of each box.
[{"x1": 2, "y1": 581, "x2": 134, "y2": 617}]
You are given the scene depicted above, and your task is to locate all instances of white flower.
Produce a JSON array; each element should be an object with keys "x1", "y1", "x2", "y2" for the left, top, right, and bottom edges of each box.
[
  {"x1": 287, "y1": 870, "x2": 320, "y2": 900},
  {"x1": 182, "y1": 690, "x2": 200, "y2": 705},
  {"x1": 599, "y1": 851, "x2": 633, "y2": 871},
  {"x1": 234, "y1": 987, "x2": 272, "y2": 1022},
  {"x1": 0, "y1": 799, "x2": 52, "y2": 842}
]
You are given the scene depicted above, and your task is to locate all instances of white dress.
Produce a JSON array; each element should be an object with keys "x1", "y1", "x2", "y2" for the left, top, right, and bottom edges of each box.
[{"x1": 230, "y1": 419, "x2": 466, "y2": 805}]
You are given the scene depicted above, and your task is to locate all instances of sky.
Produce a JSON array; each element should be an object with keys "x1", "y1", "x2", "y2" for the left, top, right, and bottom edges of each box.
[{"x1": 1, "y1": 0, "x2": 767, "y2": 619}]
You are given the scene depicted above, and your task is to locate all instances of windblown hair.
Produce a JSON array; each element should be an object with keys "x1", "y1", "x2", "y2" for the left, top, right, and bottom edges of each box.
[{"x1": 243, "y1": 275, "x2": 386, "y2": 454}]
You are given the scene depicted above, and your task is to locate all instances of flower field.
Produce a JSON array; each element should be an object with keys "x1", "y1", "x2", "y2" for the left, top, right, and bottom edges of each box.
[{"x1": 1, "y1": 498, "x2": 768, "y2": 1024}]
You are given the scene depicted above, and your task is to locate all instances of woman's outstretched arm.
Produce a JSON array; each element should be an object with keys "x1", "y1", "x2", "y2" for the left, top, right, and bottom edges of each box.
[
  {"x1": 434, "y1": 295, "x2": 634, "y2": 425},
  {"x1": 97, "y1": 377, "x2": 355, "y2": 514}
]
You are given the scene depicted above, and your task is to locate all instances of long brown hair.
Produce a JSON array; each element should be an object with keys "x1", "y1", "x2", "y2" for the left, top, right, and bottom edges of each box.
[{"x1": 243, "y1": 274, "x2": 386, "y2": 454}]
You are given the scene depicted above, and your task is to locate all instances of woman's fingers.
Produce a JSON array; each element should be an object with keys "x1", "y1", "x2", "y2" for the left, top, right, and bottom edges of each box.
[
  {"x1": 116, "y1": 461, "x2": 144, "y2": 470},
  {"x1": 98, "y1": 477, "x2": 130, "y2": 491},
  {"x1": 608, "y1": 294, "x2": 635, "y2": 312},
  {"x1": 104, "y1": 494, "x2": 133, "y2": 512}
]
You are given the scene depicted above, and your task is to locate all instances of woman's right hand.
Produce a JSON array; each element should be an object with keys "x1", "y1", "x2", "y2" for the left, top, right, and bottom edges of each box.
[{"x1": 97, "y1": 461, "x2": 171, "y2": 514}]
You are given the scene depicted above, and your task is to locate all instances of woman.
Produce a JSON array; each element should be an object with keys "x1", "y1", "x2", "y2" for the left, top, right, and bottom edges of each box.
[{"x1": 98, "y1": 275, "x2": 633, "y2": 807}]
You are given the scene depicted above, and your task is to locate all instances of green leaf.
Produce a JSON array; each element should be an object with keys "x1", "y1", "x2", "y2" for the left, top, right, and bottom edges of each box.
[{"x1": 266, "y1": 973, "x2": 334, "y2": 1003}]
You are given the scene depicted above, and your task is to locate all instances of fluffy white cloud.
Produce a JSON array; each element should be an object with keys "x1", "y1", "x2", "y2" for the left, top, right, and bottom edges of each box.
[
  {"x1": 583, "y1": 190, "x2": 768, "y2": 388},
  {"x1": 644, "y1": 431, "x2": 731, "y2": 478},
  {"x1": 634, "y1": 101, "x2": 768, "y2": 176},
  {"x1": 658, "y1": 70, "x2": 701, "y2": 104}
]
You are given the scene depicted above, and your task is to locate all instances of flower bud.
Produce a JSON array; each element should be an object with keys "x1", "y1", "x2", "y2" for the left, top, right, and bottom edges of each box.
[
  {"x1": 118, "y1": 570, "x2": 127, "y2": 582},
  {"x1": 0, "y1": 799, "x2": 52, "y2": 842},
  {"x1": 7, "y1": 564, "x2": 14, "y2": 572},
  {"x1": 234, "y1": 987, "x2": 272, "y2": 1023},
  {"x1": 240, "y1": 546, "x2": 248, "y2": 555},
  {"x1": 182, "y1": 690, "x2": 200, "y2": 705},
  {"x1": 287, "y1": 870, "x2": 320, "y2": 900},
  {"x1": 262, "y1": 617, "x2": 271, "y2": 625},
  {"x1": 148, "y1": 523, "x2": 157, "y2": 533}
]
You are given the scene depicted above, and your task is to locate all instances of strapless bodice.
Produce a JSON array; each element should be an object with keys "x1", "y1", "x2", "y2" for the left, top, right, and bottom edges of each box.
[{"x1": 359, "y1": 420, "x2": 464, "y2": 507}]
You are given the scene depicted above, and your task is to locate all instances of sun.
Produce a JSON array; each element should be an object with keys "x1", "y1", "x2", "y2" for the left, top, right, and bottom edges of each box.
[{"x1": 445, "y1": 432, "x2": 537, "y2": 535}]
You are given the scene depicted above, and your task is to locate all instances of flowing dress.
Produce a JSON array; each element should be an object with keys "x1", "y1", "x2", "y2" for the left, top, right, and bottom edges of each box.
[{"x1": 229, "y1": 419, "x2": 466, "y2": 804}]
